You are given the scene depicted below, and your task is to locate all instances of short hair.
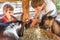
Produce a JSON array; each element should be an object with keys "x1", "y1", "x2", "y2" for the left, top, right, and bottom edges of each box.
[
  {"x1": 3, "y1": 4, "x2": 14, "y2": 11},
  {"x1": 31, "y1": 0, "x2": 44, "y2": 8}
]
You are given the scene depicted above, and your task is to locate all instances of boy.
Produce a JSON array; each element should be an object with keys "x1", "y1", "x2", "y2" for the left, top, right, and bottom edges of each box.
[
  {"x1": 0, "y1": 2, "x2": 18, "y2": 27},
  {"x1": 0, "y1": 2, "x2": 22, "y2": 38},
  {"x1": 30, "y1": 0, "x2": 45, "y2": 27},
  {"x1": 1, "y1": 2, "x2": 15, "y2": 23},
  {"x1": 30, "y1": 0, "x2": 57, "y2": 27}
]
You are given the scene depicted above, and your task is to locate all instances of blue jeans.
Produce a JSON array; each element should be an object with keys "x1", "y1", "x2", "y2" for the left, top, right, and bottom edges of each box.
[{"x1": 0, "y1": 23, "x2": 9, "y2": 28}]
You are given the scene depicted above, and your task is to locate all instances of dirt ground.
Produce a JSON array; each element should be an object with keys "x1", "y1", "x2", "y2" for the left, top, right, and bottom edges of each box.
[{"x1": 19, "y1": 25, "x2": 59, "y2": 40}]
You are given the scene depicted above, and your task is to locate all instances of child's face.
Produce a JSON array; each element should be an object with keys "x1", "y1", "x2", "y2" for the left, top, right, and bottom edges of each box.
[
  {"x1": 3, "y1": 8, "x2": 14, "y2": 16},
  {"x1": 35, "y1": 7, "x2": 40, "y2": 12}
]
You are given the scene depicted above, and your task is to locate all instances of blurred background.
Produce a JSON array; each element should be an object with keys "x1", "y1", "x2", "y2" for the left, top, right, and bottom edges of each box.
[
  {"x1": 0, "y1": 0, "x2": 59, "y2": 14},
  {"x1": 55, "y1": 0, "x2": 60, "y2": 13},
  {"x1": 0, "y1": 0, "x2": 60, "y2": 20}
]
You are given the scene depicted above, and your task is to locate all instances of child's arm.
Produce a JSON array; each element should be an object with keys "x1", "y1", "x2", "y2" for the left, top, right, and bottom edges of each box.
[
  {"x1": 30, "y1": 3, "x2": 45, "y2": 27},
  {"x1": 34, "y1": 3, "x2": 45, "y2": 19}
]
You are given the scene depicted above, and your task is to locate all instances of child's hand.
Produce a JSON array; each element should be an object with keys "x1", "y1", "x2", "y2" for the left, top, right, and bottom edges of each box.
[{"x1": 30, "y1": 18, "x2": 37, "y2": 27}]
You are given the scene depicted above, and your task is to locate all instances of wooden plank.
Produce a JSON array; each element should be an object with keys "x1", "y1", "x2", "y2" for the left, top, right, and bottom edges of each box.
[{"x1": 0, "y1": 0, "x2": 19, "y2": 2}]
